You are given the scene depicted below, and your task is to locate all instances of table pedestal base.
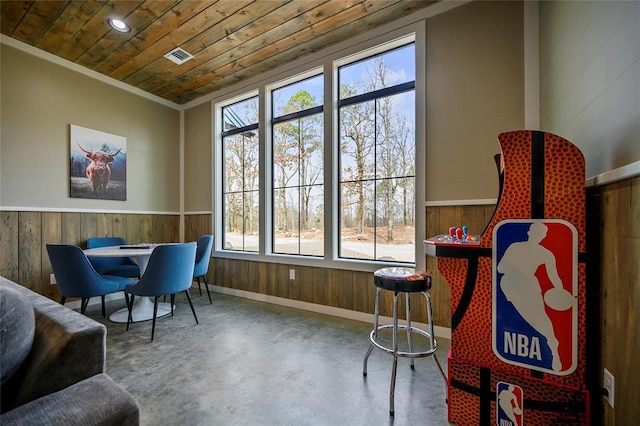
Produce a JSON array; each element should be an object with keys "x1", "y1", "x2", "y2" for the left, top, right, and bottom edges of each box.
[{"x1": 109, "y1": 297, "x2": 173, "y2": 323}]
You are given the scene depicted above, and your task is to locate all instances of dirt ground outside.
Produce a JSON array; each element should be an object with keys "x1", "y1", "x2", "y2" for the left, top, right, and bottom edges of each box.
[{"x1": 227, "y1": 225, "x2": 415, "y2": 262}]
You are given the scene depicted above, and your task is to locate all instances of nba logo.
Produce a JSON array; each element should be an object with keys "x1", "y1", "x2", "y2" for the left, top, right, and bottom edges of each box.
[
  {"x1": 492, "y1": 219, "x2": 578, "y2": 375},
  {"x1": 496, "y1": 381, "x2": 523, "y2": 426}
]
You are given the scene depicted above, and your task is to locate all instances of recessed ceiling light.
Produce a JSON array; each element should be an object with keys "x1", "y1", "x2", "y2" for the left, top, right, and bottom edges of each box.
[{"x1": 108, "y1": 18, "x2": 130, "y2": 33}]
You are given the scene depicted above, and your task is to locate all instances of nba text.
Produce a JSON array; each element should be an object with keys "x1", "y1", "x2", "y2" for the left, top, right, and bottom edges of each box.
[{"x1": 503, "y1": 331, "x2": 541, "y2": 360}]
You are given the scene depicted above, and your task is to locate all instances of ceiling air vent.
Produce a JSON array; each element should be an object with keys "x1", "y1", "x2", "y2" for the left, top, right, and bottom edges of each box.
[{"x1": 164, "y1": 47, "x2": 193, "y2": 65}]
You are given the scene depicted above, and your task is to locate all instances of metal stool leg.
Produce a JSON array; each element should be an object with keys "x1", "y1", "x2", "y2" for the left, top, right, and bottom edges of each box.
[
  {"x1": 389, "y1": 291, "x2": 399, "y2": 416},
  {"x1": 363, "y1": 287, "x2": 381, "y2": 376},
  {"x1": 406, "y1": 292, "x2": 415, "y2": 370}
]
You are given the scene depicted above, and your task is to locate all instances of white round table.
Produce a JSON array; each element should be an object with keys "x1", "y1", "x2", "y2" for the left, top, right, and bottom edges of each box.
[{"x1": 83, "y1": 244, "x2": 173, "y2": 323}]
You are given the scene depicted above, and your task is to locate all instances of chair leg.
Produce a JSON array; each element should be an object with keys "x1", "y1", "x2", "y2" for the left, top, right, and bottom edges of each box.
[
  {"x1": 101, "y1": 295, "x2": 106, "y2": 318},
  {"x1": 203, "y1": 275, "x2": 212, "y2": 304},
  {"x1": 151, "y1": 296, "x2": 159, "y2": 342},
  {"x1": 126, "y1": 295, "x2": 135, "y2": 331},
  {"x1": 80, "y1": 298, "x2": 89, "y2": 315},
  {"x1": 60, "y1": 296, "x2": 67, "y2": 305},
  {"x1": 170, "y1": 294, "x2": 175, "y2": 316},
  {"x1": 196, "y1": 277, "x2": 202, "y2": 296},
  {"x1": 184, "y1": 290, "x2": 198, "y2": 325}
]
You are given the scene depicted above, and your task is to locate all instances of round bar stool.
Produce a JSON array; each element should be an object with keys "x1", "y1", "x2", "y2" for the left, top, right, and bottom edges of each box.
[{"x1": 363, "y1": 267, "x2": 445, "y2": 416}]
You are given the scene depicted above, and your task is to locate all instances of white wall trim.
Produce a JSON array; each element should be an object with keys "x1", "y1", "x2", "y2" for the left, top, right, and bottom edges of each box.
[
  {"x1": 0, "y1": 206, "x2": 180, "y2": 215},
  {"x1": 73, "y1": 285, "x2": 452, "y2": 340},
  {"x1": 210, "y1": 285, "x2": 452, "y2": 340},
  {"x1": 586, "y1": 160, "x2": 640, "y2": 187},
  {"x1": 425, "y1": 199, "x2": 497, "y2": 207},
  {"x1": 0, "y1": 35, "x2": 180, "y2": 111}
]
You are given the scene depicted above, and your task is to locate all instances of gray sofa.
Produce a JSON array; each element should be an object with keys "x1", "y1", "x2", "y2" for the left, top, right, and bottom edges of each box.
[{"x1": 0, "y1": 276, "x2": 139, "y2": 425}]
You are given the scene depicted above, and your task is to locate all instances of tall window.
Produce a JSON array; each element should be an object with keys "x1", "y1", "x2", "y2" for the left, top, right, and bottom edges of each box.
[
  {"x1": 215, "y1": 33, "x2": 420, "y2": 268},
  {"x1": 338, "y1": 43, "x2": 416, "y2": 263},
  {"x1": 271, "y1": 75, "x2": 324, "y2": 256},
  {"x1": 221, "y1": 96, "x2": 259, "y2": 252}
]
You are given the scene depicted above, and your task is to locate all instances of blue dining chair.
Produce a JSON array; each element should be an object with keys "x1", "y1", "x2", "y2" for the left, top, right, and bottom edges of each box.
[
  {"x1": 125, "y1": 243, "x2": 197, "y2": 342},
  {"x1": 86, "y1": 237, "x2": 140, "y2": 279},
  {"x1": 194, "y1": 235, "x2": 214, "y2": 303},
  {"x1": 46, "y1": 244, "x2": 131, "y2": 317}
]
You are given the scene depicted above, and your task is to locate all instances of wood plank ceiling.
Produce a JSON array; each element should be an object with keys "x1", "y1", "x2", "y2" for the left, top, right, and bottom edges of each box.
[{"x1": 1, "y1": 0, "x2": 439, "y2": 105}]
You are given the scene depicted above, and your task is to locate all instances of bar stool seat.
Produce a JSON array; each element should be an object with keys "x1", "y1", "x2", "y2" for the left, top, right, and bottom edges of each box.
[{"x1": 363, "y1": 267, "x2": 445, "y2": 416}]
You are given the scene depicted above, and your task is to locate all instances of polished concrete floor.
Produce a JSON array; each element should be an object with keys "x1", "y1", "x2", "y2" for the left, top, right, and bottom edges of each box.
[{"x1": 87, "y1": 290, "x2": 451, "y2": 426}]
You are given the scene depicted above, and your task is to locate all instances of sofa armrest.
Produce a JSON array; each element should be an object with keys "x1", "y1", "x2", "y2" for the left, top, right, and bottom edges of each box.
[
  {"x1": 1, "y1": 373, "x2": 139, "y2": 426},
  {"x1": 0, "y1": 277, "x2": 106, "y2": 408}
]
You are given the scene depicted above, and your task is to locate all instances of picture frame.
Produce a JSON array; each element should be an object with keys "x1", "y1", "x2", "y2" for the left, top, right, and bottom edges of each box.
[{"x1": 70, "y1": 124, "x2": 127, "y2": 200}]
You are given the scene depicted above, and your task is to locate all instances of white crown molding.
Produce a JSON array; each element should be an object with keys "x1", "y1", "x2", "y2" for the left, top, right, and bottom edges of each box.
[{"x1": 1, "y1": 34, "x2": 181, "y2": 111}]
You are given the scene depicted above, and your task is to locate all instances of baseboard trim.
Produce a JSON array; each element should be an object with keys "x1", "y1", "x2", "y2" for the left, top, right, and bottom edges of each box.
[
  {"x1": 210, "y1": 285, "x2": 452, "y2": 340},
  {"x1": 71, "y1": 284, "x2": 452, "y2": 341}
]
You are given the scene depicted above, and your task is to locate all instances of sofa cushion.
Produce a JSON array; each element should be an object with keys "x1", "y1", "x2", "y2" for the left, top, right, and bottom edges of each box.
[
  {"x1": 0, "y1": 277, "x2": 106, "y2": 411},
  {"x1": 0, "y1": 373, "x2": 140, "y2": 426},
  {"x1": 0, "y1": 282, "x2": 35, "y2": 388}
]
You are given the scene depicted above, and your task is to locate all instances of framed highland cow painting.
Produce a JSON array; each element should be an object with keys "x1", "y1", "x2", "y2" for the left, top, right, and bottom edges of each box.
[{"x1": 70, "y1": 124, "x2": 127, "y2": 200}]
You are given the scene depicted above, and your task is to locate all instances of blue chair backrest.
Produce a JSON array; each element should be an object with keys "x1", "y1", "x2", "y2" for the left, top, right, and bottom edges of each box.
[
  {"x1": 46, "y1": 244, "x2": 120, "y2": 298},
  {"x1": 193, "y1": 235, "x2": 214, "y2": 277},
  {"x1": 86, "y1": 237, "x2": 136, "y2": 270},
  {"x1": 87, "y1": 237, "x2": 127, "y2": 248},
  {"x1": 130, "y1": 243, "x2": 197, "y2": 296}
]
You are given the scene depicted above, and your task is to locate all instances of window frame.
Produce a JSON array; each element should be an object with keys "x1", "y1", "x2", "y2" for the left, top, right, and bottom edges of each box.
[
  {"x1": 212, "y1": 22, "x2": 426, "y2": 273},
  {"x1": 269, "y1": 72, "x2": 325, "y2": 257}
]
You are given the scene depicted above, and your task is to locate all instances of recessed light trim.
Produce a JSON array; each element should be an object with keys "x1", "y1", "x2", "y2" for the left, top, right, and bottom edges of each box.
[{"x1": 108, "y1": 18, "x2": 130, "y2": 33}]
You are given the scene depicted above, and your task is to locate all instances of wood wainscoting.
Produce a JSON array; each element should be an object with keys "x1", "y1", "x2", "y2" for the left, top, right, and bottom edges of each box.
[
  {"x1": 0, "y1": 211, "x2": 179, "y2": 301},
  {"x1": 185, "y1": 204, "x2": 497, "y2": 329}
]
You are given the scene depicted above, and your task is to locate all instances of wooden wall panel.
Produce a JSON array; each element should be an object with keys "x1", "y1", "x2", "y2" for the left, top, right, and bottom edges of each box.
[
  {"x1": 599, "y1": 176, "x2": 640, "y2": 425},
  {"x1": 113, "y1": 213, "x2": 127, "y2": 237},
  {"x1": 127, "y1": 214, "x2": 153, "y2": 243},
  {"x1": 18, "y1": 212, "x2": 41, "y2": 291},
  {"x1": 3, "y1": 210, "x2": 179, "y2": 299},
  {"x1": 423, "y1": 203, "x2": 497, "y2": 327},
  {"x1": 184, "y1": 214, "x2": 211, "y2": 243},
  {"x1": 62, "y1": 212, "x2": 81, "y2": 245},
  {"x1": 41, "y1": 212, "x2": 61, "y2": 300},
  {"x1": 80, "y1": 212, "x2": 99, "y2": 244},
  {"x1": 1, "y1": 211, "x2": 19, "y2": 281},
  {"x1": 96, "y1": 212, "x2": 112, "y2": 237},
  {"x1": 311, "y1": 266, "x2": 327, "y2": 306}
]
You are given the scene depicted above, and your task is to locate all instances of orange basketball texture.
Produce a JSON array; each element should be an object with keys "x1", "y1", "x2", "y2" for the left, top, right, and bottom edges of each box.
[
  {"x1": 438, "y1": 130, "x2": 587, "y2": 390},
  {"x1": 448, "y1": 356, "x2": 590, "y2": 425}
]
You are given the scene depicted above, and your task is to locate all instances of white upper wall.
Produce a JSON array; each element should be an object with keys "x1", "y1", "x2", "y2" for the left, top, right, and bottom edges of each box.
[
  {"x1": 0, "y1": 43, "x2": 181, "y2": 212},
  {"x1": 539, "y1": 0, "x2": 640, "y2": 179}
]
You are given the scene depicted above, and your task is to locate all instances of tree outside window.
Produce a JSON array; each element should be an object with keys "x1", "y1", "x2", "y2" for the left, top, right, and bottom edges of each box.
[
  {"x1": 272, "y1": 75, "x2": 324, "y2": 256},
  {"x1": 221, "y1": 96, "x2": 259, "y2": 252},
  {"x1": 338, "y1": 43, "x2": 416, "y2": 263}
]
